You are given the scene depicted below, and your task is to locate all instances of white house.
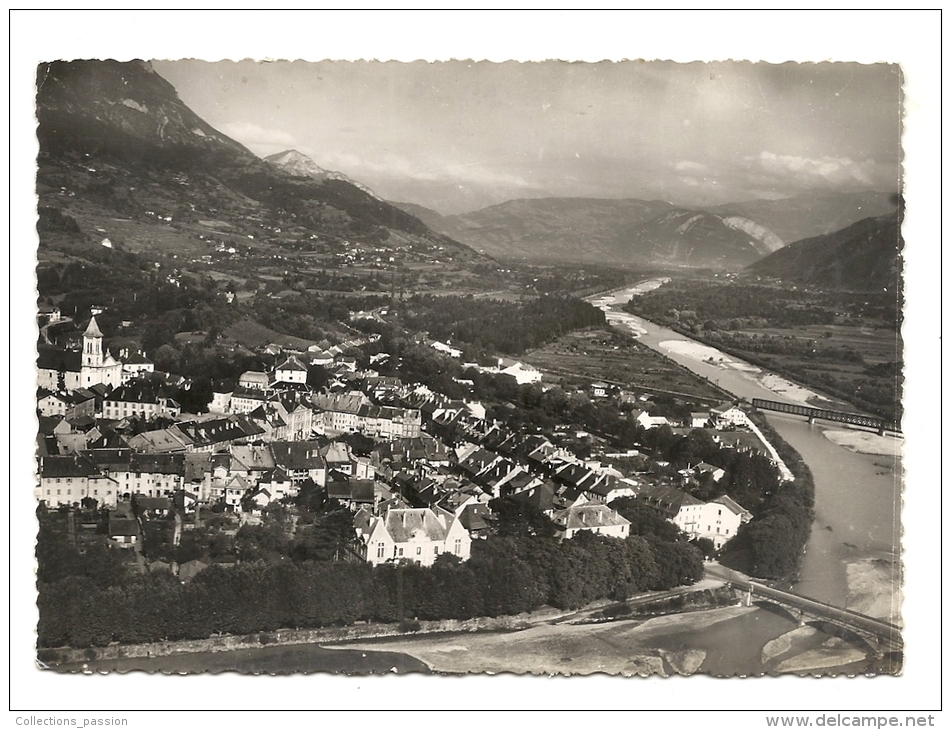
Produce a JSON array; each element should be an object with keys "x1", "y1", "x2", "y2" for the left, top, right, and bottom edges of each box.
[
  {"x1": 634, "y1": 410, "x2": 669, "y2": 430},
  {"x1": 354, "y1": 506, "x2": 472, "y2": 567},
  {"x1": 551, "y1": 503, "x2": 631, "y2": 540},
  {"x1": 638, "y1": 485, "x2": 752, "y2": 550},
  {"x1": 711, "y1": 402, "x2": 751, "y2": 429},
  {"x1": 274, "y1": 355, "x2": 308, "y2": 385}
]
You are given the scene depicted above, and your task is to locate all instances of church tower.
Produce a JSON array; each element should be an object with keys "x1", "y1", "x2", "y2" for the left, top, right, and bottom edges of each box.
[{"x1": 83, "y1": 315, "x2": 104, "y2": 368}]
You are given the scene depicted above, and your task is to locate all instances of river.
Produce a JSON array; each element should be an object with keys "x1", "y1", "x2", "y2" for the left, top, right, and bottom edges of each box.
[
  {"x1": 587, "y1": 282, "x2": 903, "y2": 674},
  {"x1": 72, "y1": 281, "x2": 902, "y2": 677}
]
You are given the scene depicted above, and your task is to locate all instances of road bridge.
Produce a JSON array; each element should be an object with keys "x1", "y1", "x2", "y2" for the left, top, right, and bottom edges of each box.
[
  {"x1": 750, "y1": 398, "x2": 900, "y2": 435},
  {"x1": 727, "y1": 579, "x2": 903, "y2": 657}
]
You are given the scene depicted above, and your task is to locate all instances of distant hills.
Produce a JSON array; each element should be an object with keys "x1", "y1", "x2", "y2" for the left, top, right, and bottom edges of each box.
[
  {"x1": 395, "y1": 191, "x2": 898, "y2": 269},
  {"x1": 745, "y1": 208, "x2": 903, "y2": 292},
  {"x1": 706, "y1": 190, "x2": 899, "y2": 245},
  {"x1": 35, "y1": 60, "x2": 901, "y2": 278},
  {"x1": 35, "y1": 60, "x2": 479, "y2": 263}
]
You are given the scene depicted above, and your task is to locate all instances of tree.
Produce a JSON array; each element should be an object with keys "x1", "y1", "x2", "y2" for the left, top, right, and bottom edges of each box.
[{"x1": 609, "y1": 497, "x2": 682, "y2": 542}]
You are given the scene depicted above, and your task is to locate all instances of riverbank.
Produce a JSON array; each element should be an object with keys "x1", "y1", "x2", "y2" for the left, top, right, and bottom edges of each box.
[
  {"x1": 45, "y1": 584, "x2": 735, "y2": 673},
  {"x1": 822, "y1": 428, "x2": 903, "y2": 457},
  {"x1": 327, "y1": 600, "x2": 880, "y2": 677}
]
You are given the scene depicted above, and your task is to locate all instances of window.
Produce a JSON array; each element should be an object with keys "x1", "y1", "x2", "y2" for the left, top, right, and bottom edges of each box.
[
  {"x1": 454, "y1": 539, "x2": 461, "y2": 555},
  {"x1": 398, "y1": 548, "x2": 404, "y2": 557},
  {"x1": 377, "y1": 544, "x2": 385, "y2": 559},
  {"x1": 416, "y1": 547, "x2": 422, "y2": 556},
  {"x1": 434, "y1": 546, "x2": 439, "y2": 554}
]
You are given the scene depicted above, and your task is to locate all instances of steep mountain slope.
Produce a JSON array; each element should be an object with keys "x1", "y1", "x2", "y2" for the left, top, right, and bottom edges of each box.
[
  {"x1": 745, "y1": 209, "x2": 903, "y2": 292},
  {"x1": 430, "y1": 197, "x2": 676, "y2": 262},
  {"x1": 264, "y1": 149, "x2": 381, "y2": 199},
  {"x1": 35, "y1": 60, "x2": 479, "y2": 262},
  {"x1": 705, "y1": 191, "x2": 898, "y2": 245},
  {"x1": 621, "y1": 209, "x2": 783, "y2": 268}
]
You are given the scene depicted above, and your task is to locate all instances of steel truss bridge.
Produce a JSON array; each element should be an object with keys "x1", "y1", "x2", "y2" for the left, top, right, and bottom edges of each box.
[{"x1": 750, "y1": 398, "x2": 900, "y2": 435}]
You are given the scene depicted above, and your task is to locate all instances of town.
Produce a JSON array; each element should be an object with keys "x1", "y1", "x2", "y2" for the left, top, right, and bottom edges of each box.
[{"x1": 36, "y1": 307, "x2": 790, "y2": 598}]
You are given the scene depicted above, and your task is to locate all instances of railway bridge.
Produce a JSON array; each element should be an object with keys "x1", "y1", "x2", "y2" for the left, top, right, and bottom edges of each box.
[
  {"x1": 728, "y1": 579, "x2": 903, "y2": 657},
  {"x1": 750, "y1": 398, "x2": 900, "y2": 435}
]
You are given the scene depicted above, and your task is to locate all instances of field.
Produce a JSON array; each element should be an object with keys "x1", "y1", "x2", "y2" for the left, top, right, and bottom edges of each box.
[{"x1": 523, "y1": 327, "x2": 726, "y2": 402}]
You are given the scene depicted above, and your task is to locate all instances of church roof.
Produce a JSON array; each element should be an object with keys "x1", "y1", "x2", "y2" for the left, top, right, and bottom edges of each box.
[
  {"x1": 84, "y1": 316, "x2": 103, "y2": 338},
  {"x1": 36, "y1": 346, "x2": 82, "y2": 373}
]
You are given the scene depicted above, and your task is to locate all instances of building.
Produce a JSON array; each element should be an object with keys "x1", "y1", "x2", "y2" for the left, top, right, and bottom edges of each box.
[
  {"x1": 36, "y1": 454, "x2": 120, "y2": 508},
  {"x1": 550, "y1": 503, "x2": 631, "y2": 540},
  {"x1": 274, "y1": 355, "x2": 308, "y2": 386},
  {"x1": 37, "y1": 315, "x2": 123, "y2": 391},
  {"x1": 102, "y1": 378, "x2": 181, "y2": 421},
  {"x1": 354, "y1": 506, "x2": 472, "y2": 567},
  {"x1": 636, "y1": 485, "x2": 752, "y2": 550},
  {"x1": 121, "y1": 352, "x2": 155, "y2": 382}
]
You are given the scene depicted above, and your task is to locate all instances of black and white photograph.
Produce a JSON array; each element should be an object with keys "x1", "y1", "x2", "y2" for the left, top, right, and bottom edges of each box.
[{"x1": 9, "y1": 8, "x2": 941, "y2": 719}]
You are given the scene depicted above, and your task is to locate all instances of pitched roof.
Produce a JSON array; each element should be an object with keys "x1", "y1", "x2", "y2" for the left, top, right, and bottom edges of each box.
[
  {"x1": 383, "y1": 507, "x2": 454, "y2": 543},
  {"x1": 84, "y1": 315, "x2": 103, "y2": 338},
  {"x1": 277, "y1": 355, "x2": 308, "y2": 372},
  {"x1": 552, "y1": 503, "x2": 631, "y2": 531},
  {"x1": 40, "y1": 454, "x2": 100, "y2": 478},
  {"x1": 36, "y1": 346, "x2": 82, "y2": 373}
]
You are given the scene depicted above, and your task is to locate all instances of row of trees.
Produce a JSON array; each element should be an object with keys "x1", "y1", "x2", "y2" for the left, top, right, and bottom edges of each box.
[
  {"x1": 37, "y1": 529, "x2": 703, "y2": 649},
  {"x1": 717, "y1": 414, "x2": 816, "y2": 579},
  {"x1": 626, "y1": 280, "x2": 855, "y2": 329},
  {"x1": 396, "y1": 294, "x2": 606, "y2": 358}
]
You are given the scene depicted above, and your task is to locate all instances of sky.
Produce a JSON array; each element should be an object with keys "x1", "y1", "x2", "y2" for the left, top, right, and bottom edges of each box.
[
  {"x1": 154, "y1": 58, "x2": 903, "y2": 215},
  {"x1": 10, "y1": 10, "x2": 941, "y2": 716}
]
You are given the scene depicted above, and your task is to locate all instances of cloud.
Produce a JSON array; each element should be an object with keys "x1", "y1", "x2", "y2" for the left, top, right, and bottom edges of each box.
[
  {"x1": 750, "y1": 151, "x2": 877, "y2": 187},
  {"x1": 317, "y1": 149, "x2": 543, "y2": 192},
  {"x1": 218, "y1": 122, "x2": 298, "y2": 154},
  {"x1": 675, "y1": 160, "x2": 708, "y2": 173}
]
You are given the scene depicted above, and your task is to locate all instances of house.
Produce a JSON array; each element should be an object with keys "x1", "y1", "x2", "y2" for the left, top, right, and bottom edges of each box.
[
  {"x1": 274, "y1": 355, "x2": 308, "y2": 386},
  {"x1": 210, "y1": 383, "x2": 234, "y2": 413},
  {"x1": 229, "y1": 386, "x2": 269, "y2": 415},
  {"x1": 354, "y1": 506, "x2": 472, "y2": 566},
  {"x1": 635, "y1": 485, "x2": 751, "y2": 550},
  {"x1": 257, "y1": 466, "x2": 295, "y2": 502},
  {"x1": 690, "y1": 411, "x2": 711, "y2": 428},
  {"x1": 37, "y1": 389, "x2": 70, "y2": 417},
  {"x1": 38, "y1": 304, "x2": 61, "y2": 325},
  {"x1": 498, "y1": 359, "x2": 543, "y2": 385},
  {"x1": 550, "y1": 503, "x2": 631, "y2": 540},
  {"x1": 121, "y1": 352, "x2": 155, "y2": 382},
  {"x1": 102, "y1": 378, "x2": 180, "y2": 421},
  {"x1": 269, "y1": 441, "x2": 327, "y2": 486},
  {"x1": 430, "y1": 340, "x2": 463, "y2": 358},
  {"x1": 710, "y1": 402, "x2": 751, "y2": 429},
  {"x1": 108, "y1": 509, "x2": 138, "y2": 547},
  {"x1": 591, "y1": 382, "x2": 617, "y2": 399},
  {"x1": 634, "y1": 410, "x2": 669, "y2": 430},
  {"x1": 238, "y1": 370, "x2": 270, "y2": 391},
  {"x1": 36, "y1": 454, "x2": 120, "y2": 508},
  {"x1": 325, "y1": 474, "x2": 377, "y2": 511},
  {"x1": 694, "y1": 462, "x2": 726, "y2": 483}
]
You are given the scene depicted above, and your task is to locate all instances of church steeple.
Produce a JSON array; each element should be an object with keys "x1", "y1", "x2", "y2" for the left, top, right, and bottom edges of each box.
[{"x1": 83, "y1": 314, "x2": 103, "y2": 368}]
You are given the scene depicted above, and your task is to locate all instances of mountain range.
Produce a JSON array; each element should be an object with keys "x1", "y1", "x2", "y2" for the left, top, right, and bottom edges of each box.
[
  {"x1": 35, "y1": 60, "x2": 478, "y2": 264},
  {"x1": 264, "y1": 149, "x2": 381, "y2": 200},
  {"x1": 745, "y1": 207, "x2": 903, "y2": 293},
  {"x1": 392, "y1": 191, "x2": 899, "y2": 268},
  {"x1": 34, "y1": 59, "x2": 901, "y2": 284}
]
